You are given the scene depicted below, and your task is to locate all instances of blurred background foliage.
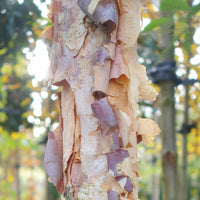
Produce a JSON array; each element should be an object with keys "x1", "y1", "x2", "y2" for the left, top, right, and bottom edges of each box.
[
  {"x1": 138, "y1": 0, "x2": 200, "y2": 199},
  {"x1": 0, "y1": 0, "x2": 59, "y2": 199},
  {"x1": 0, "y1": 0, "x2": 199, "y2": 200},
  {"x1": 0, "y1": 0, "x2": 42, "y2": 66}
]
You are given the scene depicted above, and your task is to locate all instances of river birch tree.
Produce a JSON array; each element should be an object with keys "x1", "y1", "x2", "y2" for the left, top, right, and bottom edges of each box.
[{"x1": 43, "y1": 0, "x2": 160, "y2": 199}]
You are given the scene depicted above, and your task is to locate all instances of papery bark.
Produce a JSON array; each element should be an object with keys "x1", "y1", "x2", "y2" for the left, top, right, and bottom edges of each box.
[
  {"x1": 44, "y1": 0, "x2": 160, "y2": 199},
  {"x1": 44, "y1": 128, "x2": 64, "y2": 193}
]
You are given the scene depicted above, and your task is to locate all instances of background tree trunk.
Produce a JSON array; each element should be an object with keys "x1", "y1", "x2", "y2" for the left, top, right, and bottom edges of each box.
[
  {"x1": 46, "y1": 179, "x2": 59, "y2": 200},
  {"x1": 158, "y1": 1, "x2": 178, "y2": 200},
  {"x1": 181, "y1": 1, "x2": 193, "y2": 199},
  {"x1": 152, "y1": 174, "x2": 160, "y2": 200},
  {"x1": 15, "y1": 146, "x2": 21, "y2": 200},
  {"x1": 181, "y1": 75, "x2": 189, "y2": 200}
]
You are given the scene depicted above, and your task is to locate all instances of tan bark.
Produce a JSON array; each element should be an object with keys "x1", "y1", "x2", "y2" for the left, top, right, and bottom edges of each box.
[{"x1": 44, "y1": 0, "x2": 160, "y2": 199}]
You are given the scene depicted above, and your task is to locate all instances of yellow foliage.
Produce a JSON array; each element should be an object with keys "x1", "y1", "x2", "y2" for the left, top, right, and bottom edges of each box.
[
  {"x1": 142, "y1": 13, "x2": 150, "y2": 18},
  {"x1": 153, "y1": 84, "x2": 160, "y2": 93},
  {"x1": 0, "y1": 126, "x2": 3, "y2": 134},
  {"x1": 156, "y1": 143, "x2": 162, "y2": 151},
  {"x1": 2, "y1": 75, "x2": 9, "y2": 83},
  {"x1": 190, "y1": 128, "x2": 196, "y2": 136},
  {"x1": 145, "y1": 143, "x2": 161, "y2": 154},
  {"x1": 1, "y1": 64, "x2": 12, "y2": 75},
  {"x1": 197, "y1": 121, "x2": 200, "y2": 128},
  {"x1": 147, "y1": 3, "x2": 155, "y2": 12},
  {"x1": 21, "y1": 97, "x2": 31, "y2": 107},
  {"x1": 196, "y1": 136, "x2": 200, "y2": 143},
  {"x1": 196, "y1": 146, "x2": 200, "y2": 155},
  {"x1": 188, "y1": 143, "x2": 195, "y2": 153},
  {"x1": 6, "y1": 83, "x2": 21, "y2": 90},
  {"x1": 11, "y1": 132, "x2": 20, "y2": 140},
  {"x1": 22, "y1": 112, "x2": 32, "y2": 118},
  {"x1": 0, "y1": 48, "x2": 7, "y2": 55},
  {"x1": 7, "y1": 174, "x2": 14, "y2": 183},
  {"x1": 174, "y1": 21, "x2": 188, "y2": 36},
  {"x1": 26, "y1": 81, "x2": 32, "y2": 88},
  {"x1": 179, "y1": 96, "x2": 184, "y2": 103},
  {"x1": 8, "y1": 40, "x2": 14, "y2": 48},
  {"x1": 182, "y1": 48, "x2": 190, "y2": 64},
  {"x1": 176, "y1": 139, "x2": 182, "y2": 147},
  {"x1": 191, "y1": 44, "x2": 197, "y2": 55}
]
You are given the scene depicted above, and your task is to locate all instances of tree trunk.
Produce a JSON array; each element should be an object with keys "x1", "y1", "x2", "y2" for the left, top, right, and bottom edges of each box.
[
  {"x1": 198, "y1": 173, "x2": 200, "y2": 200},
  {"x1": 44, "y1": 0, "x2": 160, "y2": 199},
  {"x1": 181, "y1": 79, "x2": 189, "y2": 200},
  {"x1": 46, "y1": 179, "x2": 59, "y2": 200},
  {"x1": 181, "y1": 1, "x2": 193, "y2": 199},
  {"x1": 158, "y1": 1, "x2": 178, "y2": 200},
  {"x1": 152, "y1": 174, "x2": 159, "y2": 200},
  {"x1": 160, "y1": 81, "x2": 178, "y2": 200},
  {"x1": 15, "y1": 147, "x2": 21, "y2": 200}
]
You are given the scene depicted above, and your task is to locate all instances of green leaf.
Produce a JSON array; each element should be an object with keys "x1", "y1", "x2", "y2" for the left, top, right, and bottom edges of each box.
[
  {"x1": 0, "y1": 48, "x2": 7, "y2": 55},
  {"x1": 142, "y1": 18, "x2": 172, "y2": 32},
  {"x1": 0, "y1": 112, "x2": 7, "y2": 123},
  {"x1": 187, "y1": 3, "x2": 200, "y2": 19},
  {"x1": 160, "y1": 0, "x2": 190, "y2": 12}
]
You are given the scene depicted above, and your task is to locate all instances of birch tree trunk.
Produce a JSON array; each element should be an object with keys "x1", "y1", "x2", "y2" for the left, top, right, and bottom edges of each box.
[{"x1": 44, "y1": 0, "x2": 160, "y2": 199}]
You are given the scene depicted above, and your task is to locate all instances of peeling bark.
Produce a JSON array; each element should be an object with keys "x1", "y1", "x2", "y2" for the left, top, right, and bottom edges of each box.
[{"x1": 44, "y1": 0, "x2": 160, "y2": 199}]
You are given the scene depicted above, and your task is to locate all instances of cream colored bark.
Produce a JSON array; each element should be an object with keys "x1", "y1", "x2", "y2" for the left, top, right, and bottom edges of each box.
[{"x1": 44, "y1": 0, "x2": 160, "y2": 199}]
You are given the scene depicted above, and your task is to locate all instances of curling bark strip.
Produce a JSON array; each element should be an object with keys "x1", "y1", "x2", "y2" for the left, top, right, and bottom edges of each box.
[{"x1": 44, "y1": 0, "x2": 160, "y2": 199}]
